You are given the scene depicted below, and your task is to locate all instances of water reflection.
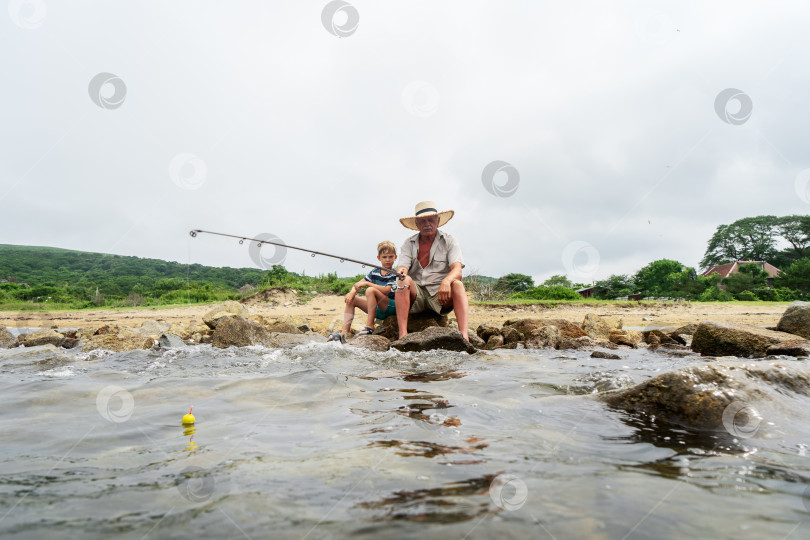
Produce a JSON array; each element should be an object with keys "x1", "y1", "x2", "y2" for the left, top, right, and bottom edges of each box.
[{"x1": 357, "y1": 474, "x2": 497, "y2": 523}]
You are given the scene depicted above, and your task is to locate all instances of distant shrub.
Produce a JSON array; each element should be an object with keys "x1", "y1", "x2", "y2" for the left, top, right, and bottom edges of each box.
[
  {"x1": 735, "y1": 290, "x2": 757, "y2": 301},
  {"x1": 698, "y1": 287, "x2": 734, "y2": 302},
  {"x1": 513, "y1": 285, "x2": 582, "y2": 301}
]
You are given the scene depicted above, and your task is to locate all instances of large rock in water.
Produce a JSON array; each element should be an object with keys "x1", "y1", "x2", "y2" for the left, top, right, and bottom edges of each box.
[
  {"x1": 602, "y1": 362, "x2": 810, "y2": 431},
  {"x1": 609, "y1": 329, "x2": 642, "y2": 347},
  {"x1": 777, "y1": 301, "x2": 810, "y2": 340},
  {"x1": 1, "y1": 327, "x2": 18, "y2": 349},
  {"x1": 203, "y1": 301, "x2": 251, "y2": 330},
  {"x1": 212, "y1": 316, "x2": 280, "y2": 349},
  {"x1": 691, "y1": 321, "x2": 808, "y2": 358},
  {"x1": 390, "y1": 327, "x2": 476, "y2": 354}
]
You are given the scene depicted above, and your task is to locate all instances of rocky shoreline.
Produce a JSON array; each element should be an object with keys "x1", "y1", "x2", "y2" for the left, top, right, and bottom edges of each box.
[
  {"x1": 2, "y1": 300, "x2": 809, "y2": 439},
  {"x1": 2, "y1": 299, "x2": 807, "y2": 357}
]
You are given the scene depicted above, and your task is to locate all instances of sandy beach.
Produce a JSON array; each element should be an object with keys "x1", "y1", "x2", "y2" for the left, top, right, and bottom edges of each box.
[{"x1": 0, "y1": 292, "x2": 789, "y2": 333}]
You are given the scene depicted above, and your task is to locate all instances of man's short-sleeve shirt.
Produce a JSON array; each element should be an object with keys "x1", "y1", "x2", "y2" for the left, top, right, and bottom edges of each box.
[
  {"x1": 398, "y1": 230, "x2": 464, "y2": 296},
  {"x1": 365, "y1": 268, "x2": 397, "y2": 299}
]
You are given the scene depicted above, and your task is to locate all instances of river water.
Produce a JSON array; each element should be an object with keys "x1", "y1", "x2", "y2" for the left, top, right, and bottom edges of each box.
[{"x1": 1, "y1": 340, "x2": 809, "y2": 539}]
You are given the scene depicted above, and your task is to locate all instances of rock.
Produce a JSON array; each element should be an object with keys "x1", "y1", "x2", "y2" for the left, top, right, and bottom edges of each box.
[
  {"x1": 559, "y1": 336, "x2": 594, "y2": 350},
  {"x1": 609, "y1": 329, "x2": 643, "y2": 347},
  {"x1": 502, "y1": 326, "x2": 523, "y2": 345},
  {"x1": 766, "y1": 340, "x2": 810, "y2": 357},
  {"x1": 691, "y1": 321, "x2": 809, "y2": 358},
  {"x1": 390, "y1": 327, "x2": 476, "y2": 354},
  {"x1": 76, "y1": 326, "x2": 102, "y2": 340},
  {"x1": 777, "y1": 301, "x2": 810, "y2": 340},
  {"x1": 524, "y1": 326, "x2": 560, "y2": 349},
  {"x1": 642, "y1": 329, "x2": 679, "y2": 346},
  {"x1": 212, "y1": 316, "x2": 280, "y2": 349},
  {"x1": 670, "y1": 323, "x2": 698, "y2": 336},
  {"x1": 506, "y1": 318, "x2": 587, "y2": 340},
  {"x1": 21, "y1": 329, "x2": 64, "y2": 348},
  {"x1": 348, "y1": 335, "x2": 391, "y2": 352},
  {"x1": 591, "y1": 350, "x2": 622, "y2": 359},
  {"x1": 581, "y1": 314, "x2": 622, "y2": 340},
  {"x1": 158, "y1": 333, "x2": 186, "y2": 348},
  {"x1": 269, "y1": 332, "x2": 326, "y2": 347},
  {"x1": 203, "y1": 301, "x2": 251, "y2": 330},
  {"x1": 138, "y1": 320, "x2": 171, "y2": 338},
  {"x1": 82, "y1": 334, "x2": 155, "y2": 352},
  {"x1": 468, "y1": 333, "x2": 485, "y2": 350},
  {"x1": 486, "y1": 334, "x2": 505, "y2": 350},
  {"x1": 374, "y1": 312, "x2": 448, "y2": 340},
  {"x1": 1, "y1": 327, "x2": 17, "y2": 349},
  {"x1": 476, "y1": 324, "x2": 501, "y2": 342},
  {"x1": 602, "y1": 363, "x2": 810, "y2": 431},
  {"x1": 60, "y1": 338, "x2": 80, "y2": 349},
  {"x1": 0, "y1": 344, "x2": 68, "y2": 364}
]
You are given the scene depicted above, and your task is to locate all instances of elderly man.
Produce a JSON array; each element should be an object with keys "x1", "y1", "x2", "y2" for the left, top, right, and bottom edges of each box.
[{"x1": 394, "y1": 201, "x2": 470, "y2": 341}]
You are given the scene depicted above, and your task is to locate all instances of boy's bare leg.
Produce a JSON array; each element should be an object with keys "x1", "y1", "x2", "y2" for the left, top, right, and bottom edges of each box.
[
  {"x1": 342, "y1": 297, "x2": 368, "y2": 335},
  {"x1": 394, "y1": 276, "x2": 417, "y2": 339},
  {"x1": 450, "y1": 280, "x2": 470, "y2": 341},
  {"x1": 365, "y1": 288, "x2": 384, "y2": 329}
]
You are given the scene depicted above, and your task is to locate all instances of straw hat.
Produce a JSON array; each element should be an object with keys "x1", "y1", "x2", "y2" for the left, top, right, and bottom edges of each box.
[{"x1": 399, "y1": 201, "x2": 455, "y2": 231}]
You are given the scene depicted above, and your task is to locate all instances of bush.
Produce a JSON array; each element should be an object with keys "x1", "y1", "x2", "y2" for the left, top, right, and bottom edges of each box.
[
  {"x1": 735, "y1": 290, "x2": 757, "y2": 301},
  {"x1": 699, "y1": 287, "x2": 734, "y2": 302},
  {"x1": 752, "y1": 287, "x2": 778, "y2": 301},
  {"x1": 774, "y1": 287, "x2": 799, "y2": 301},
  {"x1": 512, "y1": 285, "x2": 582, "y2": 301}
]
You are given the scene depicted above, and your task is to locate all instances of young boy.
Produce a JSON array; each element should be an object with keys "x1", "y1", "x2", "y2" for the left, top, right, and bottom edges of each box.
[{"x1": 327, "y1": 241, "x2": 398, "y2": 342}]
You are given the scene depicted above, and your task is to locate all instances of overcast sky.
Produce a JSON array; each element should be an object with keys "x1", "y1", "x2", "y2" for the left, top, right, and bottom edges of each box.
[{"x1": 2, "y1": 0, "x2": 809, "y2": 285}]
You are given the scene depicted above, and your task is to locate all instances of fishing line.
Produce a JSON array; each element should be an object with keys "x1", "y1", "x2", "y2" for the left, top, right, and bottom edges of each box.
[{"x1": 189, "y1": 229, "x2": 392, "y2": 273}]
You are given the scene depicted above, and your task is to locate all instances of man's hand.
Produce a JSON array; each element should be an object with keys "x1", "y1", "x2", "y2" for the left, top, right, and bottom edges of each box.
[{"x1": 438, "y1": 279, "x2": 453, "y2": 306}]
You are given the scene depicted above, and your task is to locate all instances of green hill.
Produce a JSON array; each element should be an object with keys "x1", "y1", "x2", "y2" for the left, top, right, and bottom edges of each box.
[{"x1": 0, "y1": 244, "x2": 266, "y2": 308}]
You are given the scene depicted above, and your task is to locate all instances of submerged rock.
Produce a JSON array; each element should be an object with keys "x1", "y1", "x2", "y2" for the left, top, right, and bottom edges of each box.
[
  {"x1": 691, "y1": 321, "x2": 808, "y2": 358},
  {"x1": 270, "y1": 332, "x2": 326, "y2": 347},
  {"x1": 603, "y1": 362, "x2": 810, "y2": 431},
  {"x1": 158, "y1": 333, "x2": 186, "y2": 348},
  {"x1": 766, "y1": 340, "x2": 810, "y2": 357},
  {"x1": 390, "y1": 327, "x2": 476, "y2": 354},
  {"x1": 203, "y1": 301, "x2": 251, "y2": 330},
  {"x1": 349, "y1": 334, "x2": 391, "y2": 352},
  {"x1": 212, "y1": 316, "x2": 280, "y2": 349},
  {"x1": 777, "y1": 301, "x2": 810, "y2": 340},
  {"x1": 591, "y1": 350, "x2": 623, "y2": 360}
]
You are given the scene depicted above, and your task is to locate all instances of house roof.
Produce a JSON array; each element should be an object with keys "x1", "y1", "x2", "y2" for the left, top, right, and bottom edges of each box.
[{"x1": 701, "y1": 260, "x2": 780, "y2": 279}]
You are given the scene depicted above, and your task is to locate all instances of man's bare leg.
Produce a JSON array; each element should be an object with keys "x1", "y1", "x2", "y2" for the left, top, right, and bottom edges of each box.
[
  {"x1": 450, "y1": 280, "x2": 470, "y2": 341},
  {"x1": 394, "y1": 276, "x2": 417, "y2": 339}
]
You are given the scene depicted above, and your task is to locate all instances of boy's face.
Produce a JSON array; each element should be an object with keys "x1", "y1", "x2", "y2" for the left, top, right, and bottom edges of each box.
[{"x1": 377, "y1": 251, "x2": 396, "y2": 268}]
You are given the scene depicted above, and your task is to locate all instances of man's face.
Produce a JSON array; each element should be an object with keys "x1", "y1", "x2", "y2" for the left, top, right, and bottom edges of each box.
[{"x1": 415, "y1": 215, "x2": 439, "y2": 235}]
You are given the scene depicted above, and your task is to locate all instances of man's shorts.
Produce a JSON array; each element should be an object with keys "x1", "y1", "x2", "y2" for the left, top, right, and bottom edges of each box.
[
  {"x1": 410, "y1": 283, "x2": 454, "y2": 315},
  {"x1": 375, "y1": 297, "x2": 397, "y2": 319}
]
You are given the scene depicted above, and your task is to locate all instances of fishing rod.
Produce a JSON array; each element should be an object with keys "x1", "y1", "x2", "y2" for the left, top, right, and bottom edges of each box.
[{"x1": 189, "y1": 229, "x2": 392, "y2": 273}]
